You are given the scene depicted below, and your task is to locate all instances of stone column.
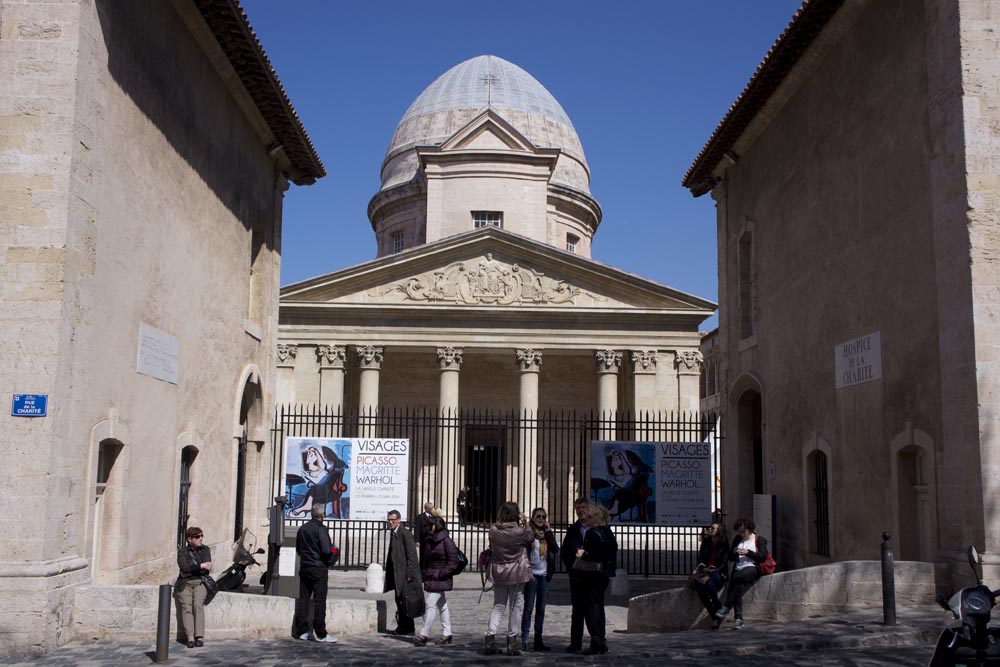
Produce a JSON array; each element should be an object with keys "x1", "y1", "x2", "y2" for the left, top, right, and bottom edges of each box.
[
  {"x1": 632, "y1": 350, "x2": 658, "y2": 415},
  {"x1": 316, "y1": 345, "x2": 346, "y2": 436},
  {"x1": 514, "y1": 348, "x2": 542, "y2": 511},
  {"x1": 595, "y1": 349, "x2": 621, "y2": 440},
  {"x1": 675, "y1": 350, "x2": 704, "y2": 414},
  {"x1": 436, "y1": 347, "x2": 463, "y2": 520},
  {"x1": 356, "y1": 345, "x2": 383, "y2": 436},
  {"x1": 276, "y1": 344, "x2": 297, "y2": 405}
]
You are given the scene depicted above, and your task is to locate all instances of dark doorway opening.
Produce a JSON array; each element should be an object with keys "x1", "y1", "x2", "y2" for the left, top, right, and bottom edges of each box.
[{"x1": 465, "y1": 425, "x2": 505, "y2": 524}]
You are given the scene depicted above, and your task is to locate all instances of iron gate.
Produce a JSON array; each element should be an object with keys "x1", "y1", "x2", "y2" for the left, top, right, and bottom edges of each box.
[{"x1": 270, "y1": 405, "x2": 721, "y2": 576}]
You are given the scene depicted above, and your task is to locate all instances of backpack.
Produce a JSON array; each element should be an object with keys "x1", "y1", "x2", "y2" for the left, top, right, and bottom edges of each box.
[{"x1": 452, "y1": 547, "x2": 469, "y2": 576}]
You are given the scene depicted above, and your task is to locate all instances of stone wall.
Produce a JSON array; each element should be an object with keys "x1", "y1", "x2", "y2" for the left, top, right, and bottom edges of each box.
[
  {"x1": 71, "y1": 586, "x2": 378, "y2": 641},
  {"x1": 628, "y1": 560, "x2": 938, "y2": 632},
  {"x1": 0, "y1": 0, "x2": 288, "y2": 654}
]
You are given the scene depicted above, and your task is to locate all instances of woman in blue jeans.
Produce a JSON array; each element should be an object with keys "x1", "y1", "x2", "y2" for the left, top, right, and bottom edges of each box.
[{"x1": 521, "y1": 507, "x2": 559, "y2": 651}]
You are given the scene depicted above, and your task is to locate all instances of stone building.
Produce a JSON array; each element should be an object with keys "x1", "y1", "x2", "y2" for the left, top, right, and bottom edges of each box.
[
  {"x1": 684, "y1": 0, "x2": 1000, "y2": 581},
  {"x1": 0, "y1": 0, "x2": 322, "y2": 653},
  {"x1": 277, "y1": 55, "x2": 715, "y2": 515}
]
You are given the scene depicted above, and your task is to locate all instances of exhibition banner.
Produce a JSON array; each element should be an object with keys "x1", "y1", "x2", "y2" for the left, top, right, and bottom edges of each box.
[
  {"x1": 591, "y1": 440, "x2": 711, "y2": 525},
  {"x1": 283, "y1": 437, "x2": 410, "y2": 521}
]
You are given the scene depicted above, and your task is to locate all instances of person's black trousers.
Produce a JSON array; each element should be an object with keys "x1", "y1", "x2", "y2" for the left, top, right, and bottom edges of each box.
[
  {"x1": 724, "y1": 566, "x2": 760, "y2": 619},
  {"x1": 581, "y1": 573, "x2": 609, "y2": 647},
  {"x1": 292, "y1": 566, "x2": 329, "y2": 638},
  {"x1": 568, "y1": 573, "x2": 586, "y2": 648}
]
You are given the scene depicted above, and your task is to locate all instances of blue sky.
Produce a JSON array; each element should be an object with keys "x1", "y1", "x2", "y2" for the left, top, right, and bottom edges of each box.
[{"x1": 242, "y1": 1, "x2": 803, "y2": 330}]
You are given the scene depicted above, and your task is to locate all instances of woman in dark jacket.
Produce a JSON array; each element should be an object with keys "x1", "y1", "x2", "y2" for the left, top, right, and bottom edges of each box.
[
  {"x1": 692, "y1": 522, "x2": 730, "y2": 626},
  {"x1": 572, "y1": 503, "x2": 617, "y2": 655},
  {"x1": 520, "y1": 506, "x2": 559, "y2": 651},
  {"x1": 416, "y1": 515, "x2": 460, "y2": 645},
  {"x1": 715, "y1": 517, "x2": 768, "y2": 629}
]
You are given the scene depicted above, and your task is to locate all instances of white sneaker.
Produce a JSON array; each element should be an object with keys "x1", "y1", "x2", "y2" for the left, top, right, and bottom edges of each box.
[
  {"x1": 316, "y1": 635, "x2": 338, "y2": 643},
  {"x1": 734, "y1": 619, "x2": 745, "y2": 630},
  {"x1": 298, "y1": 632, "x2": 314, "y2": 641}
]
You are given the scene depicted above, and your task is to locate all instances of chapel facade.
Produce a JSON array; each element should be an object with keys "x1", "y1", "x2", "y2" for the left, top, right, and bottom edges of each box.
[{"x1": 277, "y1": 56, "x2": 715, "y2": 515}]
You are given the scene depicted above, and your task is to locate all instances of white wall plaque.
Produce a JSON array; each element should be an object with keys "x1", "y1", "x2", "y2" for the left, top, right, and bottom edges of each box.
[
  {"x1": 835, "y1": 331, "x2": 882, "y2": 389},
  {"x1": 136, "y1": 323, "x2": 180, "y2": 385}
]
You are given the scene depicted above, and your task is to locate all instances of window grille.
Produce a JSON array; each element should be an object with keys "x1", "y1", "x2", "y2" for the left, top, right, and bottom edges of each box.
[
  {"x1": 566, "y1": 234, "x2": 579, "y2": 253},
  {"x1": 391, "y1": 231, "x2": 404, "y2": 254}
]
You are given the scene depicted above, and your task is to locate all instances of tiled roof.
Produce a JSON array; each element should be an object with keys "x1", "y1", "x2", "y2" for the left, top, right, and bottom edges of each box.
[
  {"x1": 192, "y1": 0, "x2": 325, "y2": 185},
  {"x1": 682, "y1": 0, "x2": 844, "y2": 197}
]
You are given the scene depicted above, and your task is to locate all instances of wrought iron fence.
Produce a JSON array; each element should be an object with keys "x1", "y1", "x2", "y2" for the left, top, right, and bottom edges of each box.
[{"x1": 271, "y1": 405, "x2": 721, "y2": 576}]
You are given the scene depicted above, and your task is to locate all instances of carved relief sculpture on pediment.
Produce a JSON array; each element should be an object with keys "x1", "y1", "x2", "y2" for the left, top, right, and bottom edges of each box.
[{"x1": 373, "y1": 253, "x2": 605, "y2": 306}]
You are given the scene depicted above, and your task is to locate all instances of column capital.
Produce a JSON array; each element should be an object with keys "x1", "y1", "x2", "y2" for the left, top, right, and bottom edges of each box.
[
  {"x1": 276, "y1": 343, "x2": 297, "y2": 366},
  {"x1": 316, "y1": 344, "x2": 346, "y2": 369},
  {"x1": 594, "y1": 349, "x2": 622, "y2": 374},
  {"x1": 631, "y1": 350, "x2": 658, "y2": 375},
  {"x1": 674, "y1": 350, "x2": 704, "y2": 374},
  {"x1": 436, "y1": 346, "x2": 464, "y2": 371},
  {"x1": 516, "y1": 348, "x2": 543, "y2": 373},
  {"x1": 356, "y1": 345, "x2": 384, "y2": 370}
]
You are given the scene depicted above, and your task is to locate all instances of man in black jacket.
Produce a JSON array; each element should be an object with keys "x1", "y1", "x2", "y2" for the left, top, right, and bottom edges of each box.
[
  {"x1": 560, "y1": 497, "x2": 590, "y2": 653},
  {"x1": 293, "y1": 503, "x2": 337, "y2": 643}
]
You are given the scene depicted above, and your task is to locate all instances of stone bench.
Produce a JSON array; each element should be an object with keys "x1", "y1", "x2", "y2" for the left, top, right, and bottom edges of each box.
[
  {"x1": 627, "y1": 560, "x2": 938, "y2": 632},
  {"x1": 72, "y1": 585, "x2": 379, "y2": 641}
]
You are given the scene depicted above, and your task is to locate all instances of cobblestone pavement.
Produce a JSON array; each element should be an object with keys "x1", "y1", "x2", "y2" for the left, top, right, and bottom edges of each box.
[{"x1": 5, "y1": 573, "x2": 942, "y2": 666}]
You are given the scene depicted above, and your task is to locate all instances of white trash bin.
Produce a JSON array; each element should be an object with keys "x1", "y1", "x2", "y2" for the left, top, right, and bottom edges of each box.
[{"x1": 366, "y1": 562, "x2": 385, "y2": 593}]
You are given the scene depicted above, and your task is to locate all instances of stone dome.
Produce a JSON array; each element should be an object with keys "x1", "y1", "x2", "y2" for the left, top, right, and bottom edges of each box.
[{"x1": 380, "y1": 55, "x2": 592, "y2": 195}]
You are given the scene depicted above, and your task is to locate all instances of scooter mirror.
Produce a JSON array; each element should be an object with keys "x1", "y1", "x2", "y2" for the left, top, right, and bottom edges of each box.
[
  {"x1": 256, "y1": 548, "x2": 265, "y2": 555},
  {"x1": 968, "y1": 545, "x2": 983, "y2": 583}
]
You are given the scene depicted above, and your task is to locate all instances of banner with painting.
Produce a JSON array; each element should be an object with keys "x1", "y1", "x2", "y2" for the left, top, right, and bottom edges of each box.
[
  {"x1": 590, "y1": 440, "x2": 711, "y2": 525},
  {"x1": 284, "y1": 437, "x2": 410, "y2": 521}
]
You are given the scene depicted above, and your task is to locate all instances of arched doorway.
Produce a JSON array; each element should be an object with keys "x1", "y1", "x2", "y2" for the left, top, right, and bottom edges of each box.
[
  {"x1": 733, "y1": 380, "x2": 763, "y2": 520},
  {"x1": 896, "y1": 445, "x2": 930, "y2": 561}
]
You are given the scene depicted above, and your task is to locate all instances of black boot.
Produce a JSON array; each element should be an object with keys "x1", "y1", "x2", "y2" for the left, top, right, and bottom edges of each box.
[
  {"x1": 582, "y1": 639, "x2": 608, "y2": 655},
  {"x1": 507, "y1": 634, "x2": 522, "y2": 656},
  {"x1": 484, "y1": 634, "x2": 500, "y2": 655},
  {"x1": 533, "y1": 635, "x2": 550, "y2": 652}
]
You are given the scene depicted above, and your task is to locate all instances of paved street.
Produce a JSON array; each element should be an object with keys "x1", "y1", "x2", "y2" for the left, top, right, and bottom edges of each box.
[{"x1": 5, "y1": 573, "x2": 941, "y2": 666}]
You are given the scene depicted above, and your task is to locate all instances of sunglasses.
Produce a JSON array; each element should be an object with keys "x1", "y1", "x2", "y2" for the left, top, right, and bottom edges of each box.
[
  {"x1": 190, "y1": 534, "x2": 203, "y2": 539},
  {"x1": 533, "y1": 514, "x2": 547, "y2": 518}
]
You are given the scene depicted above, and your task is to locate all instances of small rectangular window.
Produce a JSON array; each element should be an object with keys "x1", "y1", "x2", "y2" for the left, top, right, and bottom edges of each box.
[
  {"x1": 472, "y1": 211, "x2": 503, "y2": 229},
  {"x1": 391, "y1": 231, "x2": 404, "y2": 254},
  {"x1": 566, "y1": 233, "x2": 579, "y2": 253}
]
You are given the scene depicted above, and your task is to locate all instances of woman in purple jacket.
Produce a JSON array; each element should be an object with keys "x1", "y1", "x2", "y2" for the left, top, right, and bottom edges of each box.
[{"x1": 416, "y1": 515, "x2": 460, "y2": 645}]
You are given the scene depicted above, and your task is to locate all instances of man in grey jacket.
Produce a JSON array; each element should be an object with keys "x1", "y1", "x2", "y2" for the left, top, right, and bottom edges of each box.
[
  {"x1": 384, "y1": 509, "x2": 421, "y2": 635},
  {"x1": 292, "y1": 503, "x2": 337, "y2": 643}
]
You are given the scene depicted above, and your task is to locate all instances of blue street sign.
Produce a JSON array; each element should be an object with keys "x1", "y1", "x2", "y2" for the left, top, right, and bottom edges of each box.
[{"x1": 11, "y1": 394, "x2": 47, "y2": 417}]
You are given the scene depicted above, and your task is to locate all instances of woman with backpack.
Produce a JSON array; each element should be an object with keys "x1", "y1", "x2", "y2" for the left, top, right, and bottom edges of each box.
[
  {"x1": 416, "y1": 515, "x2": 461, "y2": 645},
  {"x1": 484, "y1": 501, "x2": 533, "y2": 656}
]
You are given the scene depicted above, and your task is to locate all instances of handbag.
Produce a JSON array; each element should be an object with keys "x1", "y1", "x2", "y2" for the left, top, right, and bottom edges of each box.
[
  {"x1": 201, "y1": 575, "x2": 219, "y2": 605},
  {"x1": 687, "y1": 567, "x2": 711, "y2": 589},
  {"x1": 756, "y1": 535, "x2": 777, "y2": 575},
  {"x1": 402, "y1": 579, "x2": 425, "y2": 618},
  {"x1": 571, "y1": 557, "x2": 602, "y2": 572}
]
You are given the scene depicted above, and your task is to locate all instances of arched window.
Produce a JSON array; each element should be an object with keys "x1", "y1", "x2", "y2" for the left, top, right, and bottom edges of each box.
[{"x1": 806, "y1": 449, "x2": 830, "y2": 556}]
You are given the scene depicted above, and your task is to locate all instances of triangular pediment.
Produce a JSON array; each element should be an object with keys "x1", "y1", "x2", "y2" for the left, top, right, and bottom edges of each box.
[
  {"x1": 281, "y1": 228, "x2": 716, "y2": 315},
  {"x1": 438, "y1": 109, "x2": 537, "y2": 153}
]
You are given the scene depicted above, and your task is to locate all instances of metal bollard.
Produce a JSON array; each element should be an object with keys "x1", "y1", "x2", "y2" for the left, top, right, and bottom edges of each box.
[
  {"x1": 155, "y1": 583, "x2": 172, "y2": 663},
  {"x1": 881, "y1": 531, "x2": 896, "y2": 626}
]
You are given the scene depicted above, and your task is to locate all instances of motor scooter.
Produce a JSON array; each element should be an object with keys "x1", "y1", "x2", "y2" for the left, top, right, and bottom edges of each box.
[
  {"x1": 216, "y1": 528, "x2": 266, "y2": 593},
  {"x1": 929, "y1": 545, "x2": 1000, "y2": 666}
]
